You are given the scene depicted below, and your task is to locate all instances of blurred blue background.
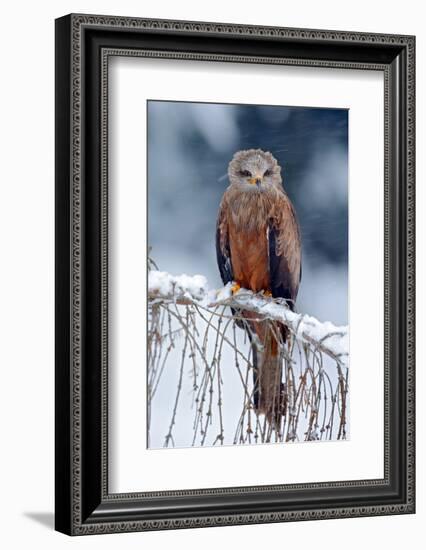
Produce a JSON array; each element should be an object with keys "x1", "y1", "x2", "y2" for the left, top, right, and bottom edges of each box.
[{"x1": 148, "y1": 100, "x2": 348, "y2": 325}]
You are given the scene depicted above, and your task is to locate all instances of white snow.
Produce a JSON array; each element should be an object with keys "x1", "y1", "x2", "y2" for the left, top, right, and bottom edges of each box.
[
  {"x1": 212, "y1": 289, "x2": 349, "y2": 365},
  {"x1": 148, "y1": 270, "x2": 208, "y2": 301},
  {"x1": 148, "y1": 270, "x2": 349, "y2": 365}
]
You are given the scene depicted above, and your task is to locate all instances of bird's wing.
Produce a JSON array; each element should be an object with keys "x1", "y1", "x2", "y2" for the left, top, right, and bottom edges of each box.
[
  {"x1": 216, "y1": 196, "x2": 248, "y2": 329},
  {"x1": 216, "y1": 196, "x2": 234, "y2": 285},
  {"x1": 268, "y1": 193, "x2": 302, "y2": 310}
]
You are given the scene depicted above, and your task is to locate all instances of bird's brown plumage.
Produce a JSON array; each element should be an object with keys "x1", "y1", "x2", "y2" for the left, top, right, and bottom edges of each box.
[{"x1": 216, "y1": 149, "x2": 301, "y2": 426}]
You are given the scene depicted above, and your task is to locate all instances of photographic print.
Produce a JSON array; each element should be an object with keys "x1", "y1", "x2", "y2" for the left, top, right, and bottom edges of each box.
[{"x1": 147, "y1": 100, "x2": 349, "y2": 449}]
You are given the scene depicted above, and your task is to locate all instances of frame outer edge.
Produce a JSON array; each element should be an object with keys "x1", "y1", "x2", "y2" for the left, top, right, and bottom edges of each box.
[
  {"x1": 55, "y1": 14, "x2": 73, "y2": 536},
  {"x1": 405, "y1": 35, "x2": 415, "y2": 514},
  {"x1": 59, "y1": 13, "x2": 416, "y2": 535}
]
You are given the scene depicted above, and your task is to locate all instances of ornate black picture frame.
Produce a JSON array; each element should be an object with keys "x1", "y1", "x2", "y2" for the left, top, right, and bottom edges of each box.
[{"x1": 55, "y1": 13, "x2": 415, "y2": 535}]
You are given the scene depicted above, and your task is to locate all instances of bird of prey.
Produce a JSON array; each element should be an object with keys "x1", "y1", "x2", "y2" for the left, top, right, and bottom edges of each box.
[{"x1": 216, "y1": 149, "x2": 302, "y2": 426}]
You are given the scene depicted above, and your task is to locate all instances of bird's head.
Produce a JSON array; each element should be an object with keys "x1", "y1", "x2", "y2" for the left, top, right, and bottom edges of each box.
[{"x1": 228, "y1": 149, "x2": 282, "y2": 190}]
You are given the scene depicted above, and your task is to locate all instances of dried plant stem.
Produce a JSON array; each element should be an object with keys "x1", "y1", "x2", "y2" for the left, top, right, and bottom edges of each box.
[{"x1": 148, "y1": 268, "x2": 349, "y2": 447}]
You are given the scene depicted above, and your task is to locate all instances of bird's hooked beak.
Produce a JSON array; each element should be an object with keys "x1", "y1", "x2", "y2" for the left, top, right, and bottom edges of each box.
[{"x1": 248, "y1": 175, "x2": 262, "y2": 187}]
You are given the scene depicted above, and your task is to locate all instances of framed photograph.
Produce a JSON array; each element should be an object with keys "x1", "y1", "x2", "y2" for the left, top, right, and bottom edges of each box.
[{"x1": 55, "y1": 14, "x2": 415, "y2": 535}]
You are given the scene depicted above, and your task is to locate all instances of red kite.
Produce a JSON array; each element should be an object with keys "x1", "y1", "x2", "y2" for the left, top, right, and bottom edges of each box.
[{"x1": 216, "y1": 149, "x2": 302, "y2": 425}]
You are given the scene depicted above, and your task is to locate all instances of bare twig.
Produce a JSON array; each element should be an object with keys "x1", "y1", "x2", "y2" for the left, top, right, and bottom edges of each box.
[{"x1": 147, "y1": 268, "x2": 349, "y2": 448}]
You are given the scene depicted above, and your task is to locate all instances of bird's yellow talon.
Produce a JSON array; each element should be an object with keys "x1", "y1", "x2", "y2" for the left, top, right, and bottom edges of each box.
[
  {"x1": 231, "y1": 283, "x2": 241, "y2": 295},
  {"x1": 264, "y1": 290, "x2": 273, "y2": 297}
]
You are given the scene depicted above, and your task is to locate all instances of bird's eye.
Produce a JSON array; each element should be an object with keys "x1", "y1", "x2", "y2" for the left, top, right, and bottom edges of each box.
[
  {"x1": 239, "y1": 170, "x2": 252, "y2": 177},
  {"x1": 264, "y1": 169, "x2": 273, "y2": 177}
]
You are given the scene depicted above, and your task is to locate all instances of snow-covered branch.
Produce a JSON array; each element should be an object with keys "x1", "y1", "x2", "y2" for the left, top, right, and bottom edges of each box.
[
  {"x1": 148, "y1": 270, "x2": 348, "y2": 366},
  {"x1": 148, "y1": 270, "x2": 209, "y2": 303}
]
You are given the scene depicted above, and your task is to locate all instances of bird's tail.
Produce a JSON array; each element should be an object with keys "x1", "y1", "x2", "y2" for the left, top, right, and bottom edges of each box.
[{"x1": 248, "y1": 319, "x2": 287, "y2": 427}]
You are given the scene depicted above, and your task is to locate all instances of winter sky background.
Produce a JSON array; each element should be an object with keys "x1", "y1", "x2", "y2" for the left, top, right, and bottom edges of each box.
[{"x1": 148, "y1": 100, "x2": 348, "y2": 326}]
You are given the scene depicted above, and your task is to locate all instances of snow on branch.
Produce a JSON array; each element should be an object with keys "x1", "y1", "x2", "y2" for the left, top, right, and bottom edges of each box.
[
  {"x1": 148, "y1": 270, "x2": 209, "y2": 303},
  {"x1": 148, "y1": 270, "x2": 348, "y2": 366}
]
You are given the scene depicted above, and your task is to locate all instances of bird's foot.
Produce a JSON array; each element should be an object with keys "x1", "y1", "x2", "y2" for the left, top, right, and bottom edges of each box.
[
  {"x1": 263, "y1": 290, "x2": 273, "y2": 298},
  {"x1": 230, "y1": 282, "x2": 241, "y2": 295}
]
